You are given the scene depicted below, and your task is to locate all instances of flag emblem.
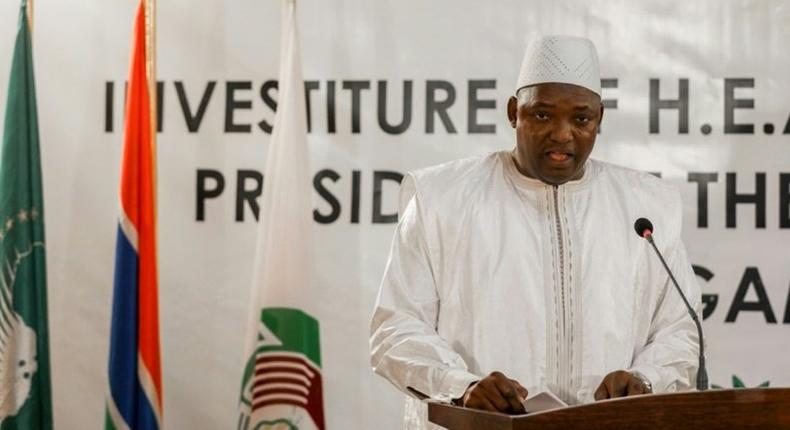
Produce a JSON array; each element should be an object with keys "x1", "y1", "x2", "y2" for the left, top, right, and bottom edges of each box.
[
  {"x1": 0, "y1": 261, "x2": 40, "y2": 420},
  {"x1": 1, "y1": 212, "x2": 45, "y2": 421},
  {"x1": 238, "y1": 308, "x2": 325, "y2": 430}
]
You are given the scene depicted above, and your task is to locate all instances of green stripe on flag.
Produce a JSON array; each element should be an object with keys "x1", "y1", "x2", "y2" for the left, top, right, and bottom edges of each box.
[{"x1": 104, "y1": 410, "x2": 116, "y2": 430}]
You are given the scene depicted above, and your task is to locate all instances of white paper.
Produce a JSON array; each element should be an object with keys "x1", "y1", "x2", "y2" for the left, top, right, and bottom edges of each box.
[{"x1": 523, "y1": 391, "x2": 568, "y2": 413}]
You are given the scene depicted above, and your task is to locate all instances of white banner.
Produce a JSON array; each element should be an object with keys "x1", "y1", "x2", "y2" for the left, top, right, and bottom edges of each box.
[{"x1": 0, "y1": 0, "x2": 788, "y2": 428}]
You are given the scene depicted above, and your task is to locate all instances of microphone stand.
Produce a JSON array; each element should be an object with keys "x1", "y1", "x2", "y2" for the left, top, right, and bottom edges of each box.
[{"x1": 644, "y1": 233, "x2": 708, "y2": 391}]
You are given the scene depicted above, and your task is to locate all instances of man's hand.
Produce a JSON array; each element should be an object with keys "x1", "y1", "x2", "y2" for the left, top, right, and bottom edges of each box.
[
  {"x1": 594, "y1": 370, "x2": 652, "y2": 400},
  {"x1": 456, "y1": 371, "x2": 528, "y2": 414}
]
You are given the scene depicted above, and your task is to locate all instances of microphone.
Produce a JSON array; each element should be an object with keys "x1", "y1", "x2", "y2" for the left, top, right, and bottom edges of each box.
[{"x1": 633, "y1": 217, "x2": 708, "y2": 391}]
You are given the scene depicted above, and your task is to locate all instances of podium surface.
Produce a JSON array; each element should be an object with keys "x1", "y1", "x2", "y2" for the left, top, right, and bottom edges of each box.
[{"x1": 428, "y1": 388, "x2": 790, "y2": 429}]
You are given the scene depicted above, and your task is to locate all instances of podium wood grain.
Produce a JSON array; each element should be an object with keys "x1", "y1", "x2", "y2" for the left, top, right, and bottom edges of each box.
[{"x1": 428, "y1": 388, "x2": 790, "y2": 429}]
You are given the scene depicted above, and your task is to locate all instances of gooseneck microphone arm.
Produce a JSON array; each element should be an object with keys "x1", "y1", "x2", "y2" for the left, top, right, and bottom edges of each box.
[{"x1": 634, "y1": 218, "x2": 708, "y2": 391}]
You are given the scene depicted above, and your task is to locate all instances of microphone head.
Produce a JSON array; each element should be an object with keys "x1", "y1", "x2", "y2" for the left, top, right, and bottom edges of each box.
[{"x1": 634, "y1": 217, "x2": 654, "y2": 238}]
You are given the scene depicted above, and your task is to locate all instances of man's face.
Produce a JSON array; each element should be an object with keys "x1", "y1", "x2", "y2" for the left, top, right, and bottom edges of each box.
[{"x1": 507, "y1": 83, "x2": 603, "y2": 186}]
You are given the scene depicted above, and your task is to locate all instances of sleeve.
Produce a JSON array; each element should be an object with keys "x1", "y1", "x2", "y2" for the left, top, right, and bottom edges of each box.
[
  {"x1": 369, "y1": 175, "x2": 480, "y2": 403},
  {"x1": 629, "y1": 192, "x2": 702, "y2": 393}
]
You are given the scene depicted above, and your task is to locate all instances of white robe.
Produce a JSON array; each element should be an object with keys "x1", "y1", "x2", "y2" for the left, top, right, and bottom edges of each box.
[{"x1": 369, "y1": 151, "x2": 701, "y2": 429}]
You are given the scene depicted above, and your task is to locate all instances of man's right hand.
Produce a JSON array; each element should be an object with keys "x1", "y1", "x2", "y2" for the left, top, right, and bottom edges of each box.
[{"x1": 455, "y1": 371, "x2": 528, "y2": 414}]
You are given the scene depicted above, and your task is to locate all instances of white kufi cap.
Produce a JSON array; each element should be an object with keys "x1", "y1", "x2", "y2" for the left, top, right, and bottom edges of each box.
[{"x1": 515, "y1": 35, "x2": 601, "y2": 96}]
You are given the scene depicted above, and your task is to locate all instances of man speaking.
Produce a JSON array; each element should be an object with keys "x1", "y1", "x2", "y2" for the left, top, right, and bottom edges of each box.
[{"x1": 369, "y1": 35, "x2": 702, "y2": 428}]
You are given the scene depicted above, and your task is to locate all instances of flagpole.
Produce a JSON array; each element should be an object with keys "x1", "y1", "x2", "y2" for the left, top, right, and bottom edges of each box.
[
  {"x1": 144, "y1": 0, "x2": 155, "y2": 144},
  {"x1": 144, "y1": 0, "x2": 162, "y2": 415},
  {"x1": 26, "y1": 0, "x2": 33, "y2": 35},
  {"x1": 144, "y1": 1, "x2": 162, "y2": 418},
  {"x1": 144, "y1": 0, "x2": 158, "y2": 244}
]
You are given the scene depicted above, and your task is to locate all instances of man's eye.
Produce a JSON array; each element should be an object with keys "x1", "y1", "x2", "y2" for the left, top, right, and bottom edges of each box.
[
  {"x1": 535, "y1": 112, "x2": 549, "y2": 120},
  {"x1": 576, "y1": 116, "x2": 590, "y2": 124}
]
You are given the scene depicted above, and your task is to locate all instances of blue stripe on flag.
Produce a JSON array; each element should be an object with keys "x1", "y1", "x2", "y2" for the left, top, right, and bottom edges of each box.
[
  {"x1": 134, "y1": 382, "x2": 159, "y2": 430},
  {"x1": 107, "y1": 225, "x2": 159, "y2": 430}
]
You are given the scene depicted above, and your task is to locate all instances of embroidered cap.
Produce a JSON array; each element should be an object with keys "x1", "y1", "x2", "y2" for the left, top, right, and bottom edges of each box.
[{"x1": 515, "y1": 35, "x2": 601, "y2": 96}]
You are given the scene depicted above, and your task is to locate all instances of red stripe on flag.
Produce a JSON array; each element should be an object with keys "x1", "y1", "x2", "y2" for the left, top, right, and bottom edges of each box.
[
  {"x1": 254, "y1": 366, "x2": 312, "y2": 379},
  {"x1": 252, "y1": 388, "x2": 307, "y2": 399},
  {"x1": 252, "y1": 399, "x2": 306, "y2": 412},
  {"x1": 252, "y1": 377, "x2": 307, "y2": 390},
  {"x1": 255, "y1": 355, "x2": 310, "y2": 365},
  {"x1": 121, "y1": 0, "x2": 162, "y2": 411}
]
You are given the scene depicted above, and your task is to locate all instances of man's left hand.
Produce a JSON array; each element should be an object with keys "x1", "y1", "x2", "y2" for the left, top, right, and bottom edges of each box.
[{"x1": 593, "y1": 370, "x2": 652, "y2": 400}]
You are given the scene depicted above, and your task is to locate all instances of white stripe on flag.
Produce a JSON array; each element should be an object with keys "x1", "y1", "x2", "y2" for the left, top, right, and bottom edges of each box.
[
  {"x1": 252, "y1": 382, "x2": 309, "y2": 396},
  {"x1": 254, "y1": 361, "x2": 315, "y2": 378},
  {"x1": 138, "y1": 353, "x2": 163, "y2": 428},
  {"x1": 118, "y1": 202, "x2": 139, "y2": 252},
  {"x1": 106, "y1": 390, "x2": 132, "y2": 430},
  {"x1": 255, "y1": 372, "x2": 310, "y2": 386}
]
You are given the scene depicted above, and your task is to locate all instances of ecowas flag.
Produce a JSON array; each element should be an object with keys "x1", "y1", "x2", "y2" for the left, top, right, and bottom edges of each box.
[
  {"x1": 236, "y1": 1, "x2": 325, "y2": 429},
  {"x1": 0, "y1": 1, "x2": 54, "y2": 429}
]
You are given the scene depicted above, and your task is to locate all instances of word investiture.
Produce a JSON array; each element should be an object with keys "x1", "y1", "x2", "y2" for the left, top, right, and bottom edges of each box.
[{"x1": 103, "y1": 78, "x2": 789, "y2": 136}]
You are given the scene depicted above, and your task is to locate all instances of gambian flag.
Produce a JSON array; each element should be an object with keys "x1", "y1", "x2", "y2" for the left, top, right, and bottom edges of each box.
[
  {"x1": 105, "y1": 2, "x2": 162, "y2": 430},
  {"x1": 236, "y1": 1, "x2": 325, "y2": 429}
]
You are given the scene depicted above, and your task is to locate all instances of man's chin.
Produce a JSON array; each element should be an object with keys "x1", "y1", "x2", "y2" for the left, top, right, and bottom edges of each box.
[
  {"x1": 537, "y1": 171, "x2": 577, "y2": 186},
  {"x1": 536, "y1": 163, "x2": 586, "y2": 186}
]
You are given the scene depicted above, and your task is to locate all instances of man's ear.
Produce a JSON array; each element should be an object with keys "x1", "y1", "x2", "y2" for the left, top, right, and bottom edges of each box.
[
  {"x1": 599, "y1": 104, "x2": 605, "y2": 125},
  {"x1": 507, "y1": 96, "x2": 518, "y2": 128},
  {"x1": 596, "y1": 103, "x2": 605, "y2": 133}
]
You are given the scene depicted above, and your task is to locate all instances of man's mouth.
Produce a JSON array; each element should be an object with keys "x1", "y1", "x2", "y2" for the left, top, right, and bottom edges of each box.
[{"x1": 545, "y1": 151, "x2": 574, "y2": 163}]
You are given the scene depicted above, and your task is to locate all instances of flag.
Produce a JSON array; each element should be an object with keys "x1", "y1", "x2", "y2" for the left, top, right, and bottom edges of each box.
[
  {"x1": 104, "y1": 1, "x2": 162, "y2": 430},
  {"x1": 236, "y1": 1, "x2": 325, "y2": 429},
  {"x1": 0, "y1": 1, "x2": 53, "y2": 429}
]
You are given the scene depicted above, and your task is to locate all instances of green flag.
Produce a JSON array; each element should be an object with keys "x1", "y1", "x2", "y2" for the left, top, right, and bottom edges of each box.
[{"x1": 0, "y1": 1, "x2": 53, "y2": 429}]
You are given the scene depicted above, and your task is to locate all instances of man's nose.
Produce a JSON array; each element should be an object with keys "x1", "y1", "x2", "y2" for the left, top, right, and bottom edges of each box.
[{"x1": 549, "y1": 122, "x2": 573, "y2": 143}]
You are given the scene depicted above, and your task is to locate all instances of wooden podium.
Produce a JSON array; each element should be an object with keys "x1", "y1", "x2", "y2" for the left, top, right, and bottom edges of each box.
[{"x1": 428, "y1": 388, "x2": 790, "y2": 429}]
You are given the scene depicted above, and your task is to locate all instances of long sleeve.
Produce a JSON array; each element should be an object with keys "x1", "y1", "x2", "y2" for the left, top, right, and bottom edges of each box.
[
  {"x1": 629, "y1": 196, "x2": 702, "y2": 393},
  {"x1": 369, "y1": 180, "x2": 479, "y2": 402}
]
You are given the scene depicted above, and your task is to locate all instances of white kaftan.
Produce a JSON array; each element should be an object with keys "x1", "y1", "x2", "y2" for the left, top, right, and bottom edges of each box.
[{"x1": 370, "y1": 151, "x2": 701, "y2": 429}]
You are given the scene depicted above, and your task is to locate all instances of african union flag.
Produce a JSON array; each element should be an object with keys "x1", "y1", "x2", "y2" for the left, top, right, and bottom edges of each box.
[
  {"x1": 104, "y1": 2, "x2": 163, "y2": 430},
  {"x1": 0, "y1": 1, "x2": 53, "y2": 429}
]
